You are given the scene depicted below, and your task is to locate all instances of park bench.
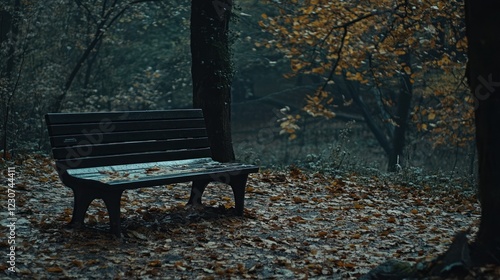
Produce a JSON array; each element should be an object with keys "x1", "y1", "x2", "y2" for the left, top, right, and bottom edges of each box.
[{"x1": 45, "y1": 109, "x2": 259, "y2": 236}]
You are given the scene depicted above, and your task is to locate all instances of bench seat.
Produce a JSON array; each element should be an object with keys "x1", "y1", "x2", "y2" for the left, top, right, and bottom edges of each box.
[{"x1": 66, "y1": 158, "x2": 258, "y2": 189}]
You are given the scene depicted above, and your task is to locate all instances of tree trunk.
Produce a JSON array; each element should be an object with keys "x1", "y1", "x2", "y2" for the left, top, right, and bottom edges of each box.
[
  {"x1": 388, "y1": 52, "x2": 413, "y2": 172},
  {"x1": 347, "y1": 80, "x2": 392, "y2": 157},
  {"x1": 466, "y1": 0, "x2": 500, "y2": 262},
  {"x1": 0, "y1": 0, "x2": 21, "y2": 159},
  {"x1": 191, "y1": 0, "x2": 235, "y2": 162}
]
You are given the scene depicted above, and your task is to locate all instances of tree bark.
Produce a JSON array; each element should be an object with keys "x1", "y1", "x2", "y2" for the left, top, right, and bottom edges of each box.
[
  {"x1": 0, "y1": 0, "x2": 21, "y2": 159},
  {"x1": 347, "y1": 80, "x2": 392, "y2": 157},
  {"x1": 191, "y1": 0, "x2": 235, "y2": 162},
  {"x1": 388, "y1": 52, "x2": 413, "y2": 172},
  {"x1": 466, "y1": 0, "x2": 500, "y2": 262}
]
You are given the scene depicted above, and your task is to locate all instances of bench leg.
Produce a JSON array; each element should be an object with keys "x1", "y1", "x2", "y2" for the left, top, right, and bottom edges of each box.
[
  {"x1": 70, "y1": 187, "x2": 96, "y2": 229},
  {"x1": 102, "y1": 190, "x2": 124, "y2": 237},
  {"x1": 229, "y1": 174, "x2": 249, "y2": 216},
  {"x1": 187, "y1": 180, "x2": 210, "y2": 207}
]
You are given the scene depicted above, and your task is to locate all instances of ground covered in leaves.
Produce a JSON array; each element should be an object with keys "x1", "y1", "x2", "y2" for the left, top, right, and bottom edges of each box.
[{"x1": 0, "y1": 154, "x2": 494, "y2": 279}]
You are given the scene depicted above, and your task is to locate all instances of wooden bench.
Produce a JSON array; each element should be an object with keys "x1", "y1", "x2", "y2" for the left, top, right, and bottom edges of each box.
[{"x1": 45, "y1": 109, "x2": 259, "y2": 236}]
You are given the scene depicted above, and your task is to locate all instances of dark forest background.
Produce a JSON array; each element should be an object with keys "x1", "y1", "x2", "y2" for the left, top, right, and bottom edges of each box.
[{"x1": 1, "y1": 0, "x2": 474, "y2": 178}]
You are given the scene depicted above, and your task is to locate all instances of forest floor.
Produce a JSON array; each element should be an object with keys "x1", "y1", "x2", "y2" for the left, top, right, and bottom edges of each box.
[{"x1": 0, "y1": 154, "x2": 494, "y2": 279}]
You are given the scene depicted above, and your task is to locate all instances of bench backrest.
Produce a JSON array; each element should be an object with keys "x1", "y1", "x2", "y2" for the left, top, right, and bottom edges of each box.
[{"x1": 45, "y1": 109, "x2": 212, "y2": 172}]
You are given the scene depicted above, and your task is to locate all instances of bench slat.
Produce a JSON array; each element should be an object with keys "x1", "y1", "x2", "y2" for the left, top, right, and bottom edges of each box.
[
  {"x1": 105, "y1": 165, "x2": 258, "y2": 189},
  {"x1": 68, "y1": 158, "x2": 255, "y2": 179},
  {"x1": 56, "y1": 148, "x2": 213, "y2": 170},
  {"x1": 52, "y1": 138, "x2": 210, "y2": 159},
  {"x1": 49, "y1": 128, "x2": 207, "y2": 147},
  {"x1": 72, "y1": 162, "x2": 255, "y2": 182},
  {"x1": 67, "y1": 158, "x2": 215, "y2": 175},
  {"x1": 47, "y1": 119, "x2": 206, "y2": 136},
  {"x1": 45, "y1": 109, "x2": 203, "y2": 124},
  {"x1": 70, "y1": 164, "x2": 259, "y2": 189}
]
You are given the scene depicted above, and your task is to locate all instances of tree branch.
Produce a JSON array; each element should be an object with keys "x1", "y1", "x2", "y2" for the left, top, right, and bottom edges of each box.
[
  {"x1": 320, "y1": 26, "x2": 347, "y2": 92},
  {"x1": 55, "y1": 0, "x2": 160, "y2": 112},
  {"x1": 346, "y1": 79, "x2": 392, "y2": 156}
]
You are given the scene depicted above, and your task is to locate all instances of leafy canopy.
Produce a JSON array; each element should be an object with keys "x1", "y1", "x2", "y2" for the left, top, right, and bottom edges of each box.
[{"x1": 259, "y1": 0, "x2": 471, "y2": 147}]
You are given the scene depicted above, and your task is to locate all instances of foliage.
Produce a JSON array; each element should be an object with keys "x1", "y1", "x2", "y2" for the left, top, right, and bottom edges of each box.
[
  {"x1": 258, "y1": 0, "x2": 471, "y2": 151},
  {"x1": 59, "y1": 0, "x2": 193, "y2": 111},
  {"x1": 0, "y1": 0, "x2": 475, "y2": 174},
  {"x1": 0, "y1": 0, "x2": 192, "y2": 157},
  {"x1": 412, "y1": 71, "x2": 474, "y2": 148}
]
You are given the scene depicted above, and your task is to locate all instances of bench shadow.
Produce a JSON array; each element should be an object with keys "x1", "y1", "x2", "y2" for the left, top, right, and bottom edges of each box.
[
  {"x1": 39, "y1": 205, "x2": 253, "y2": 244},
  {"x1": 122, "y1": 205, "x2": 246, "y2": 235}
]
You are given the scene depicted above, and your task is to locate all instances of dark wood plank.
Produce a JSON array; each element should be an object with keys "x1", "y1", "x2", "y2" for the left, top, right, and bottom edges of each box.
[
  {"x1": 47, "y1": 119, "x2": 206, "y2": 136},
  {"x1": 56, "y1": 148, "x2": 213, "y2": 170},
  {"x1": 108, "y1": 166, "x2": 259, "y2": 189},
  {"x1": 69, "y1": 159, "x2": 256, "y2": 181},
  {"x1": 69, "y1": 163, "x2": 259, "y2": 190},
  {"x1": 49, "y1": 128, "x2": 207, "y2": 147},
  {"x1": 67, "y1": 158, "x2": 215, "y2": 176},
  {"x1": 52, "y1": 138, "x2": 211, "y2": 159},
  {"x1": 81, "y1": 164, "x2": 258, "y2": 184},
  {"x1": 45, "y1": 109, "x2": 203, "y2": 125}
]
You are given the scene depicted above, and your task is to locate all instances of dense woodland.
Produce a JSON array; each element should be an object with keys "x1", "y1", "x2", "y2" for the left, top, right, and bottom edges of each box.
[
  {"x1": 1, "y1": 0, "x2": 500, "y2": 279},
  {"x1": 0, "y1": 0, "x2": 474, "y2": 172}
]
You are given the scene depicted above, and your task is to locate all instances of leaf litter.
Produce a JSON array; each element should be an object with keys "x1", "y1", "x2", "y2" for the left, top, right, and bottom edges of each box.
[{"x1": 0, "y1": 155, "x2": 487, "y2": 279}]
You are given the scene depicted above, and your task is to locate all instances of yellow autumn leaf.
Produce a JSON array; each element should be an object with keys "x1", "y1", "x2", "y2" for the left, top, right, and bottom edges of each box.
[
  {"x1": 311, "y1": 67, "x2": 324, "y2": 74},
  {"x1": 47, "y1": 267, "x2": 64, "y2": 273},
  {"x1": 428, "y1": 112, "x2": 436, "y2": 120},
  {"x1": 318, "y1": 231, "x2": 328, "y2": 237},
  {"x1": 149, "y1": 260, "x2": 162, "y2": 267},
  {"x1": 404, "y1": 66, "x2": 411, "y2": 75}
]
